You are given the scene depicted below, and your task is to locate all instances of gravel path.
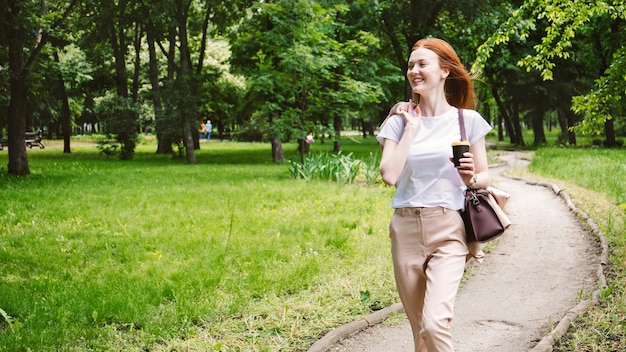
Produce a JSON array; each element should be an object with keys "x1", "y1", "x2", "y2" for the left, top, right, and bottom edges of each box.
[{"x1": 324, "y1": 152, "x2": 600, "y2": 352}]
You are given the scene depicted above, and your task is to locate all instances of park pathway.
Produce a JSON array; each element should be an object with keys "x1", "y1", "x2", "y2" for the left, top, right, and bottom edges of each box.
[{"x1": 327, "y1": 152, "x2": 599, "y2": 352}]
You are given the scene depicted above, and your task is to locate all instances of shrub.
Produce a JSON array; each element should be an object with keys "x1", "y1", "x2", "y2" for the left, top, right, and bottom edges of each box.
[{"x1": 288, "y1": 152, "x2": 380, "y2": 185}]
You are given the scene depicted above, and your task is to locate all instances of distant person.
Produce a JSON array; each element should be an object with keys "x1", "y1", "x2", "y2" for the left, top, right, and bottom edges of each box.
[
  {"x1": 377, "y1": 38, "x2": 492, "y2": 351},
  {"x1": 205, "y1": 120, "x2": 212, "y2": 141},
  {"x1": 304, "y1": 133, "x2": 314, "y2": 153},
  {"x1": 199, "y1": 122, "x2": 206, "y2": 140}
]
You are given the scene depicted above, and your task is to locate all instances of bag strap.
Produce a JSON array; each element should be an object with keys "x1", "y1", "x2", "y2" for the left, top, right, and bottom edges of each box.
[{"x1": 458, "y1": 108, "x2": 467, "y2": 141}]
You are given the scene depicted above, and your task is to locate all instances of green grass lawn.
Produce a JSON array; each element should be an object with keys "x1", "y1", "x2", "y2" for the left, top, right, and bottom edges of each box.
[
  {"x1": 1, "y1": 135, "x2": 625, "y2": 351},
  {"x1": 0, "y1": 138, "x2": 396, "y2": 351}
]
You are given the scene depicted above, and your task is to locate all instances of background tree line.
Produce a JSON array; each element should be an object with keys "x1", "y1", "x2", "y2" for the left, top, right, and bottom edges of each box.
[{"x1": 1, "y1": 0, "x2": 624, "y2": 175}]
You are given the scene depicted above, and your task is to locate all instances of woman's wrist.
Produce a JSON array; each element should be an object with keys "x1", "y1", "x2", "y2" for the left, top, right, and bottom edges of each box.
[
  {"x1": 466, "y1": 173, "x2": 479, "y2": 188},
  {"x1": 403, "y1": 122, "x2": 419, "y2": 134}
]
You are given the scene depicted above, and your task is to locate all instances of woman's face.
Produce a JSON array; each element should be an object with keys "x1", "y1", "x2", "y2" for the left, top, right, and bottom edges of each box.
[{"x1": 406, "y1": 47, "x2": 449, "y2": 95}]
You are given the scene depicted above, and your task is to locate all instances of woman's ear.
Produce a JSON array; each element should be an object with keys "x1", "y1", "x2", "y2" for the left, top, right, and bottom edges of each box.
[{"x1": 441, "y1": 69, "x2": 450, "y2": 79}]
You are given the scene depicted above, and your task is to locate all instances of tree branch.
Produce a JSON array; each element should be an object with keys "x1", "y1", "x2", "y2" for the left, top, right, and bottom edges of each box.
[{"x1": 24, "y1": 0, "x2": 80, "y2": 73}]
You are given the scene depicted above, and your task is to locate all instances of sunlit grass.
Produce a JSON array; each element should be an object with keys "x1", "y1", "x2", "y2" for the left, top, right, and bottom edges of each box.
[{"x1": 0, "y1": 138, "x2": 397, "y2": 351}]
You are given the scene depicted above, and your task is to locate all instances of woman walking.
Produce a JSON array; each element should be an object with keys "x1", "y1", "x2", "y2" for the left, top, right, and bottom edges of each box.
[{"x1": 377, "y1": 38, "x2": 492, "y2": 351}]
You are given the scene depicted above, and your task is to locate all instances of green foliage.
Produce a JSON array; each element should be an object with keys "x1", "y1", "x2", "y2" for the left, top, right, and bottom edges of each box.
[
  {"x1": 572, "y1": 46, "x2": 626, "y2": 135},
  {"x1": 231, "y1": 113, "x2": 268, "y2": 142},
  {"x1": 289, "y1": 144, "x2": 381, "y2": 185},
  {"x1": 361, "y1": 152, "x2": 382, "y2": 185},
  {"x1": 473, "y1": 0, "x2": 618, "y2": 78},
  {"x1": 473, "y1": 0, "x2": 626, "y2": 137},
  {"x1": 94, "y1": 94, "x2": 141, "y2": 159},
  {"x1": 230, "y1": 0, "x2": 385, "y2": 143},
  {"x1": 288, "y1": 151, "x2": 382, "y2": 185},
  {"x1": 360, "y1": 289, "x2": 385, "y2": 311},
  {"x1": 23, "y1": 44, "x2": 95, "y2": 133},
  {"x1": 0, "y1": 308, "x2": 19, "y2": 333},
  {"x1": 96, "y1": 139, "x2": 120, "y2": 157}
]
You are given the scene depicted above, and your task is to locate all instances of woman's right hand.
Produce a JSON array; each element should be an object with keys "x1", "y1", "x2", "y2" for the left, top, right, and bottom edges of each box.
[
  {"x1": 395, "y1": 99, "x2": 421, "y2": 129},
  {"x1": 379, "y1": 99, "x2": 421, "y2": 186},
  {"x1": 388, "y1": 99, "x2": 414, "y2": 116}
]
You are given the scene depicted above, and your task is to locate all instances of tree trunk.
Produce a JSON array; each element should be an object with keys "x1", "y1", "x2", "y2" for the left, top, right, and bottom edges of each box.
[
  {"x1": 483, "y1": 107, "x2": 502, "y2": 142},
  {"x1": 6, "y1": 3, "x2": 30, "y2": 175},
  {"x1": 182, "y1": 118, "x2": 196, "y2": 163},
  {"x1": 159, "y1": 22, "x2": 179, "y2": 155},
  {"x1": 604, "y1": 118, "x2": 616, "y2": 147},
  {"x1": 131, "y1": 22, "x2": 142, "y2": 105},
  {"x1": 532, "y1": 112, "x2": 546, "y2": 146},
  {"x1": 7, "y1": 77, "x2": 30, "y2": 175},
  {"x1": 511, "y1": 103, "x2": 525, "y2": 146},
  {"x1": 491, "y1": 86, "x2": 516, "y2": 144},
  {"x1": 532, "y1": 96, "x2": 546, "y2": 146},
  {"x1": 557, "y1": 108, "x2": 569, "y2": 145},
  {"x1": 109, "y1": 4, "x2": 129, "y2": 100},
  {"x1": 532, "y1": 81, "x2": 547, "y2": 146},
  {"x1": 496, "y1": 112, "x2": 504, "y2": 141},
  {"x1": 106, "y1": 0, "x2": 137, "y2": 159},
  {"x1": 175, "y1": 0, "x2": 197, "y2": 163},
  {"x1": 380, "y1": 16, "x2": 407, "y2": 77},
  {"x1": 145, "y1": 18, "x2": 172, "y2": 154},
  {"x1": 4, "y1": 0, "x2": 77, "y2": 173},
  {"x1": 128, "y1": 20, "x2": 142, "y2": 150},
  {"x1": 333, "y1": 114, "x2": 342, "y2": 153},
  {"x1": 54, "y1": 50, "x2": 72, "y2": 154},
  {"x1": 565, "y1": 109, "x2": 577, "y2": 145},
  {"x1": 196, "y1": 3, "x2": 211, "y2": 76},
  {"x1": 272, "y1": 136, "x2": 284, "y2": 163}
]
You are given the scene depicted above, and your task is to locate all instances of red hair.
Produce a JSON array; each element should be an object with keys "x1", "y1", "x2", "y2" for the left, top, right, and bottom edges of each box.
[{"x1": 412, "y1": 38, "x2": 476, "y2": 109}]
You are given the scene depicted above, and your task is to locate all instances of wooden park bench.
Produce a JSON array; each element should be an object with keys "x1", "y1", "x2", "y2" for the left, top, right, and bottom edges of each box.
[
  {"x1": 0, "y1": 131, "x2": 45, "y2": 150},
  {"x1": 25, "y1": 131, "x2": 45, "y2": 149}
]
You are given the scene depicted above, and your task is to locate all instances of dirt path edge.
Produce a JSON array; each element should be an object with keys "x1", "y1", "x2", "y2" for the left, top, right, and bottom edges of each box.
[{"x1": 515, "y1": 177, "x2": 608, "y2": 352}]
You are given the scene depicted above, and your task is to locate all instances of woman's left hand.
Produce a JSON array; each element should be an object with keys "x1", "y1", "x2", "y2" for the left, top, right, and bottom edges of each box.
[{"x1": 450, "y1": 152, "x2": 475, "y2": 185}]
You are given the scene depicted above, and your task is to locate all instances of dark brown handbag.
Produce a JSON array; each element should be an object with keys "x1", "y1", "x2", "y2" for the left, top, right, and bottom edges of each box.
[
  {"x1": 457, "y1": 109, "x2": 510, "y2": 243},
  {"x1": 461, "y1": 188, "x2": 506, "y2": 242}
]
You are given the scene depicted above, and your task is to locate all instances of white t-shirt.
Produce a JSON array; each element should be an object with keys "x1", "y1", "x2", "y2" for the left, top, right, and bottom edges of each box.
[{"x1": 377, "y1": 107, "x2": 492, "y2": 210}]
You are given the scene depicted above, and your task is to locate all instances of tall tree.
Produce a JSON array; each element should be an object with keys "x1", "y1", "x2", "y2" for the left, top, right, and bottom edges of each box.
[
  {"x1": 102, "y1": 0, "x2": 140, "y2": 159},
  {"x1": 230, "y1": 0, "x2": 383, "y2": 162},
  {"x1": 141, "y1": 0, "x2": 172, "y2": 153},
  {"x1": 72, "y1": 0, "x2": 142, "y2": 159},
  {"x1": 571, "y1": 13, "x2": 625, "y2": 146},
  {"x1": 473, "y1": 0, "x2": 626, "y2": 142},
  {"x1": 172, "y1": 0, "x2": 198, "y2": 163},
  {"x1": 136, "y1": 0, "x2": 253, "y2": 159},
  {"x1": 0, "y1": 0, "x2": 78, "y2": 175},
  {"x1": 52, "y1": 50, "x2": 73, "y2": 153}
]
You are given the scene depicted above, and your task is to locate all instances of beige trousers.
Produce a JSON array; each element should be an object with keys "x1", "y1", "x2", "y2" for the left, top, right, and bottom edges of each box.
[{"x1": 390, "y1": 207, "x2": 468, "y2": 352}]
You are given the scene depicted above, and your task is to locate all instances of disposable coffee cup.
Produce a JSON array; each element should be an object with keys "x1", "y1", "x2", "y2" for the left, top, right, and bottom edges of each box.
[{"x1": 452, "y1": 141, "x2": 470, "y2": 167}]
